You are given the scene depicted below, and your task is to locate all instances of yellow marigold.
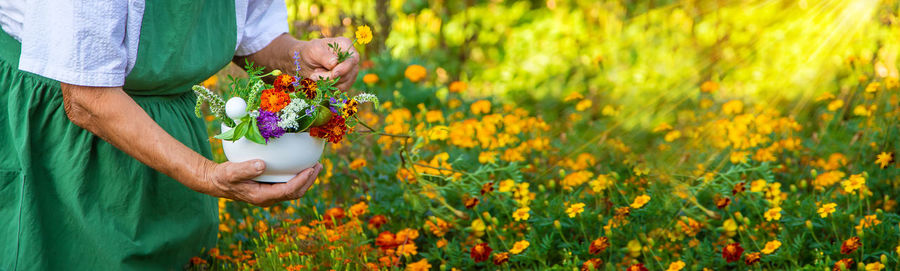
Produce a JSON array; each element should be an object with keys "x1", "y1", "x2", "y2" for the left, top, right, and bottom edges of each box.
[
  {"x1": 498, "y1": 179, "x2": 516, "y2": 192},
  {"x1": 664, "y1": 130, "x2": 682, "y2": 142},
  {"x1": 722, "y1": 100, "x2": 744, "y2": 115},
  {"x1": 730, "y1": 151, "x2": 749, "y2": 164},
  {"x1": 471, "y1": 100, "x2": 491, "y2": 114},
  {"x1": 428, "y1": 126, "x2": 449, "y2": 141},
  {"x1": 723, "y1": 218, "x2": 737, "y2": 237},
  {"x1": 764, "y1": 207, "x2": 782, "y2": 221},
  {"x1": 509, "y1": 240, "x2": 530, "y2": 254},
  {"x1": 575, "y1": 99, "x2": 593, "y2": 111},
  {"x1": 470, "y1": 219, "x2": 486, "y2": 237},
  {"x1": 355, "y1": 25, "x2": 373, "y2": 45},
  {"x1": 667, "y1": 261, "x2": 686, "y2": 271},
  {"x1": 827, "y1": 99, "x2": 844, "y2": 111},
  {"x1": 841, "y1": 174, "x2": 866, "y2": 193},
  {"x1": 566, "y1": 203, "x2": 586, "y2": 218},
  {"x1": 866, "y1": 262, "x2": 885, "y2": 271},
  {"x1": 405, "y1": 64, "x2": 427, "y2": 82},
  {"x1": 561, "y1": 170, "x2": 593, "y2": 190},
  {"x1": 349, "y1": 158, "x2": 367, "y2": 170},
  {"x1": 630, "y1": 195, "x2": 650, "y2": 209},
  {"x1": 395, "y1": 243, "x2": 418, "y2": 256},
  {"x1": 876, "y1": 152, "x2": 893, "y2": 169},
  {"x1": 761, "y1": 240, "x2": 781, "y2": 254},
  {"x1": 589, "y1": 174, "x2": 610, "y2": 193},
  {"x1": 405, "y1": 259, "x2": 430, "y2": 271},
  {"x1": 865, "y1": 82, "x2": 880, "y2": 93},
  {"x1": 201, "y1": 75, "x2": 218, "y2": 88},
  {"x1": 363, "y1": 73, "x2": 379, "y2": 85},
  {"x1": 513, "y1": 207, "x2": 530, "y2": 221},
  {"x1": 425, "y1": 110, "x2": 444, "y2": 123},
  {"x1": 818, "y1": 203, "x2": 837, "y2": 218},
  {"x1": 563, "y1": 92, "x2": 584, "y2": 102},
  {"x1": 478, "y1": 151, "x2": 497, "y2": 164},
  {"x1": 700, "y1": 81, "x2": 719, "y2": 93},
  {"x1": 750, "y1": 179, "x2": 767, "y2": 192},
  {"x1": 626, "y1": 239, "x2": 642, "y2": 257},
  {"x1": 855, "y1": 214, "x2": 881, "y2": 232},
  {"x1": 449, "y1": 81, "x2": 467, "y2": 93}
]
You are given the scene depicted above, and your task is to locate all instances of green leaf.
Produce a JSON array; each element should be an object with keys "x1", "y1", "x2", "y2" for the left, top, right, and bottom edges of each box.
[
  {"x1": 215, "y1": 120, "x2": 249, "y2": 141},
  {"x1": 296, "y1": 115, "x2": 315, "y2": 132},
  {"x1": 245, "y1": 118, "x2": 267, "y2": 145},
  {"x1": 213, "y1": 126, "x2": 238, "y2": 140}
]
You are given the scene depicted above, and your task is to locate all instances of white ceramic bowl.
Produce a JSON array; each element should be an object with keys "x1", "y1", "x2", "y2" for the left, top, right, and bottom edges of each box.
[{"x1": 220, "y1": 124, "x2": 325, "y2": 183}]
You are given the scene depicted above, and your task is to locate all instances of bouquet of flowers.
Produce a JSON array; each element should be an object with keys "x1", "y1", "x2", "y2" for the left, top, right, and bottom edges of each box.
[{"x1": 191, "y1": 26, "x2": 377, "y2": 182}]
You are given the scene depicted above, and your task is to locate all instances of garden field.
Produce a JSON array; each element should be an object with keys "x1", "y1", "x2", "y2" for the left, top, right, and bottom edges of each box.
[{"x1": 191, "y1": 0, "x2": 900, "y2": 270}]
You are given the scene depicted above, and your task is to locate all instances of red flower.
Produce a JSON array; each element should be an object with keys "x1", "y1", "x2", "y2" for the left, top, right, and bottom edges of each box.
[
  {"x1": 274, "y1": 74, "x2": 297, "y2": 92},
  {"x1": 840, "y1": 237, "x2": 861, "y2": 255},
  {"x1": 722, "y1": 243, "x2": 744, "y2": 263},
  {"x1": 368, "y1": 215, "x2": 387, "y2": 229},
  {"x1": 299, "y1": 78, "x2": 317, "y2": 99},
  {"x1": 259, "y1": 88, "x2": 290, "y2": 113},
  {"x1": 833, "y1": 258, "x2": 854, "y2": 271},
  {"x1": 492, "y1": 252, "x2": 509, "y2": 265},
  {"x1": 744, "y1": 252, "x2": 760, "y2": 265},
  {"x1": 470, "y1": 243, "x2": 492, "y2": 263},
  {"x1": 581, "y1": 258, "x2": 603, "y2": 271},
  {"x1": 309, "y1": 115, "x2": 348, "y2": 144},
  {"x1": 626, "y1": 263, "x2": 648, "y2": 271},
  {"x1": 589, "y1": 237, "x2": 610, "y2": 255}
]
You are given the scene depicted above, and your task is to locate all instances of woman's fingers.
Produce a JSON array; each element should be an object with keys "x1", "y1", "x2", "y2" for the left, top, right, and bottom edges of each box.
[
  {"x1": 224, "y1": 159, "x2": 266, "y2": 183},
  {"x1": 245, "y1": 164, "x2": 322, "y2": 206}
]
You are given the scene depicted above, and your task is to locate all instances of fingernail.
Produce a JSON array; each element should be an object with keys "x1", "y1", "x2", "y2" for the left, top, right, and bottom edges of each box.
[{"x1": 255, "y1": 161, "x2": 264, "y2": 171}]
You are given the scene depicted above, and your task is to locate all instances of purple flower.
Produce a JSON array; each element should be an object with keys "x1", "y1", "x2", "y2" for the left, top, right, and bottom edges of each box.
[
  {"x1": 292, "y1": 51, "x2": 302, "y2": 73},
  {"x1": 329, "y1": 106, "x2": 338, "y2": 113},
  {"x1": 305, "y1": 105, "x2": 317, "y2": 116},
  {"x1": 256, "y1": 111, "x2": 285, "y2": 142},
  {"x1": 330, "y1": 97, "x2": 338, "y2": 105}
]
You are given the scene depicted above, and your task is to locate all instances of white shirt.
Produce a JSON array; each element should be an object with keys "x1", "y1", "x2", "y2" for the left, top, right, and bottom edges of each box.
[{"x1": 0, "y1": 0, "x2": 289, "y2": 87}]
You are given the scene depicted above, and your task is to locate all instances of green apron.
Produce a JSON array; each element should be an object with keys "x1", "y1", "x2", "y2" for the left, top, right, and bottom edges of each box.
[{"x1": 0, "y1": 0, "x2": 237, "y2": 270}]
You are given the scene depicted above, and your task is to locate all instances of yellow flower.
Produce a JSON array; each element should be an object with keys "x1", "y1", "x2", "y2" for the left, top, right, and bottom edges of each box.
[
  {"x1": 478, "y1": 151, "x2": 497, "y2": 164},
  {"x1": 764, "y1": 207, "x2": 782, "y2": 221},
  {"x1": 575, "y1": 99, "x2": 592, "y2": 111},
  {"x1": 876, "y1": 152, "x2": 893, "y2": 169},
  {"x1": 866, "y1": 262, "x2": 885, "y2": 271},
  {"x1": 827, "y1": 99, "x2": 844, "y2": 111},
  {"x1": 470, "y1": 100, "x2": 492, "y2": 115},
  {"x1": 626, "y1": 239, "x2": 642, "y2": 257},
  {"x1": 761, "y1": 240, "x2": 781, "y2": 254},
  {"x1": 513, "y1": 207, "x2": 530, "y2": 221},
  {"x1": 601, "y1": 105, "x2": 618, "y2": 116},
  {"x1": 722, "y1": 100, "x2": 744, "y2": 115},
  {"x1": 630, "y1": 195, "x2": 651, "y2": 209},
  {"x1": 666, "y1": 261, "x2": 686, "y2": 271},
  {"x1": 498, "y1": 179, "x2": 516, "y2": 192},
  {"x1": 865, "y1": 82, "x2": 881, "y2": 93},
  {"x1": 563, "y1": 92, "x2": 584, "y2": 102},
  {"x1": 405, "y1": 64, "x2": 427, "y2": 82},
  {"x1": 201, "y1": 75, "x2": 218, "y2": 88},
  {"x1": 355, "y1": 25, "x2": 373, "y2": 45},
  {"x1": 565, "y1": 203, "x2": 586, "y2": 218},
  {"x1": 723, "y1": 218, "x2": 738, "y2": 237},
  {"x1": 664, "y1": 130, "x2": 682, "y2": 142},
  {"x1": 509, "y1": 240, "x2": 530, "y2": 254},
  {"x1": 841, "y1": 174, "x2": 866, "y2": 193},
  {"x1": 818, "y1": 203, "x2": 837, "y2": 218},
  {"x1": 349, "y1": 158, "x2": 367, "y2": 170},
  {"x1": 405, "y1": 259, "x2": 430, "y2": 271},
  {"x1": 425, "y1": 110, "x2": 444, "y2": 123},
  {"x1": 449, "y1": 81, "x2": 467, "y2": 93},
  {"x1": 700, "y1": 81, "x2": 719, "y2": 93},
  {"x1": 470, "y1": 219, "x2": 486, "y2": 237},
  {"x1": 855, "y1": 214, "x2": 882, "y2": 232},
  {"x1": 750, "y1": 179, "x2": 767, "y2": 192}
]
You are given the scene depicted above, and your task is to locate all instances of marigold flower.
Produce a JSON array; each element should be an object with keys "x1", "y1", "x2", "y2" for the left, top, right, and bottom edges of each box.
[
  {"x1": 342, "y1": 99, "x2": 359, "y2": 118},
  {"x1": 722, "y1": 100, "x2": 744, "y2": 115},
  {"x1": 841, "y1": 174, "x2": 866, "y2": 193},
  {"x1": 363, "y1": 73, "x2": 379, "y2": 85},
  {"x1": 715, "y1": 197, "x2": 731, "y2": 209},
  {"x1": 299, "y1": 78, "x2": 317, "y2": 99},
  {"x1": 396, "y1": 228, "x2": 419, "y2": 243},
  {"x1": 761, "y1": 240, "x2": 781, "y2": 254},
  {"x1": 666, "y1": 260, "x2": 686, "y2": 271},
  {"x1": 355, "y1": 25, "x2": 373, "y2": 45},
  {"x1": 323, "y1": 207, "x2": 345, "y2": 221},
  {"x1": 470, "y1": 243, "x2": 492, "y2": 263},
  {"x1": 631, "y1": 195, "x2": 650, "y2": 209},
  {"x1": 449, "y1": 81, "x2": 467, "y2": 93},
  {"x1": 309, "y1": 115, "x2": 348, "y2": 144},
  {"x1": 348, "y1": 201, "x2": 368, "y2": 217},
  {"x1": 273, "y1": 74, "x2": 296, "y2": 92},
  {"x1": 828, "y1": 99, "x2": 844, "y2": 111},
  {"x1": 492, "y1": 252, "x2": 509, "y2": 265},
  {"x1": 259, "y1": 88, "x2": 290, "y2": 113},
  {"x1": 395, "y1": 242, "x2": 417, "y2": 256},
  {"x1": 866, "y1": 262, "x2": 885, "y2": 271},
  {"x1": 405, "y1": 64, "x2": 427, "y2": 82},
  {"x1": 732, "y1": 182, "x2": 746, "y2": 195},
  {"x1": 513, "y1": 207, "x2": 530, "y2": 221},
  {"x1": 855, "y1": 215, "x2": 881, "y2": 232},
  {"x1": 368, "y1": 215, "x2": 387, "y2": 229},
  {"x1": 764, "y1": 207, "x2": 782, "y2": 221},
  {"x1": 471, "y1": 100, "x2": 492, "y2": 115},
  {"x1": 834, "y1": 258, "x2": 854, "y2": 271},
  {"x1": 405, "y1": 259, "x2": 430, "y2": 271},
  {"x1": 375, "y1": 231, "x2": 397, "y2": 249},
  {"x1": 566, "y1": 202, "x2": 586, "y2": 218},
  {"x1": 510, "y1": 240, "x2": 529, "y2": 254},
  {"x1": 626, "y1": 263, "x2": 649, "y2": 271},
  {"x1": 818, "y1": 203, "x2": 837, "y2": 218},
  {"x1": 589, "y1": 237, "x2": 609, "y2": 255},
  {"x1": 841, "y1": 237, "x2": 861, "y2": 254},
  {"x1": 744, "y1": 252, "x2": 761, "y2": 265},
  {"x1": 722, "y1": 243, "x2": 744, "y2": 263},
  {"x1": 876, "y1": 152, "x2": 893, "y2": 169},
  {"x1": 480, "y1": 182, "x2": 494, "y2": 195},
  {"x1": 700, "y1": 80, "x2": 719, "y2": 93},
  {"x1": 349, "y1": 158, "x2": 367, "y2": 170},
  {"x1": 575, "y1": 99, "x2": 593, "y2": 111},
  {"x1": 581, "y1": 258, "x2": 603, "y2": 271},
  {"x1": 464, "y1": 197, "x2": 479, "y2": 209}
]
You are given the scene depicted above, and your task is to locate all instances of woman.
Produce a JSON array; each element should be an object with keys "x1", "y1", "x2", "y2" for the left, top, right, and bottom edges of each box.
[{"x1": 0, "y1": 0, "x2": 358, "y2": 269}]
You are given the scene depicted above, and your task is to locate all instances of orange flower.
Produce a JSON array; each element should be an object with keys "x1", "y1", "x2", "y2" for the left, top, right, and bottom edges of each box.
[
  {"x1": 259, "y1": 89, "x2": 290, "y2": 113},
  {"x1": 470, "y1": 243, "x2": 492, "y2": 263},
  {"x1": 299, "y1": 78, "x2": 317, "y2": 99},
  {"x1": 841, "y1": 237, "x2": 861, "y2": 255},
  {"x1": 405, "y1": 65, "x2": 427, "y2": 82},
  {"x1": 405, "y1": 259, "x2": 430, "y2": 271},
  {"x1": 309, "y1": 115, "x2": 348, "y2": 144},
  {"x1": 492, "y1": 252, "x2": 509, "y2": 265},
  {"x1": 589, "y1": 237, "x2": 609, "y2": 255},
  {"x1": 722, "y1": 243, "x2": 744, "y2": 263},
  {"x1": 744, "y1": 252, "x2": 760, "y2": 265},
  {"x1": 323, "y1": 207, "x2": 346, "y2": 221},
  {"x1": 581, "y1": 258, "x2": 603, "y2": 271},
  {"x1": 348, "y1": 201, "x2": 368, "y2": 217},
  {"x1": 396, "y1": 228, "x2": 420, "y2": 243},
  {"x1": 342, "y1": 99, "x2": 359, "y2": 118},
  {"x1": 480, "y1": 182, "x2": 494, "y2": 195},
  {"x1": 833, "y1": 258, "x2": 854, "y2": 271},
  {"x1": 449, "y1": 81, "x2": 467, "y2": 93},
  {"x1": 395, "y1": 242, "x2": 418, "y2": 256},
  {"x1": 368, "y1": 215, "x2": 387, "y2": 229},
  {"x1": 732, "y1": 182, "x2": 746, "y2": 195},
  {"x1": 715, "y1": 197, "x2": 731, "y2": 209},
  {"x1": 274, "y1": 74, "x2": 296, "y2": 92},
  {"x1": 465, "y1": 197, "x2": 479, "y2": 209},
  {"x1": 363, "y1": 73, "x2": 379, "y2": 85},
  {"x1": 626, "y1": 263, "x2": 649, "y2": 271},
  {"x1": 190, "y1": 256, "x2": 207, "y2": 265},
  {"x1": 375, "y1": 231, "x2": 397, "y2": 249},
  {"x1": 378, "y1": 255, "x2": 400, "y2": 267}
]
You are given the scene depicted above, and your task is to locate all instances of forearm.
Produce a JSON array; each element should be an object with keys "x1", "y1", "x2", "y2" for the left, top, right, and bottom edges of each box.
[
  {"x1": 60, "y1": 83, "x2": 219, "y2": 196},
  {"x1": 233, "y1": 33, "x2": 303, "y2": 73}
]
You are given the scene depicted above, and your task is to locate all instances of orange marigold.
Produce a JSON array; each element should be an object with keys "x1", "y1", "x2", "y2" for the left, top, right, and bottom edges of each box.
[
  {"x1": 368, "y1": 215, "x2": 387, "y2": 229},
  {"x1": 744, "y1": 252, "x2": 760, "y2": 265},
  {"x1": 323, "y1": 207, "x2": 346, "y2": 221},
  {"x1": 833, "y1": 258, "x2": 854, "y2": 271},
  {"x1": 259, "y1": 89, "x2": 290, "y2": 113},
  {"x1": 589, "y1": 237, "x2": 609, "y2": 255},
  {"x1": 309, "y1": 115, "x2": 348, "y2": 144},
  {"x1": 299, "y1": 78, "x2": 317, "y2": 99},
  {"x1": 274, "y1": 74, "x2": 296, "y2": 92},
  {"x1": 492, "y1": 252, "x2": 509, "y2": 265},
  {"x1": 581, "y1": 258, "x2": 603, "y2": 271},
  {"x1": 840, "y1": 237, "x2": 861, "y2": 255},
  {"x1": 470, "y1": 243, "x2": 492, "y2": 263},
  {"x1": 465, "y1": 197, "x2": 479, "y2": 209},
  {"x1": 626, "y1": 263, "x2": 649, "y2": 271},
  {"x1": 405, "y1": 64, "x2": 427, "y2": 82}
]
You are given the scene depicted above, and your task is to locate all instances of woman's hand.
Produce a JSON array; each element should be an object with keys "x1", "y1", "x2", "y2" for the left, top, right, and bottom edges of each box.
[
  {"x1": 234, "y1": 34, "x2": 360, "y2": 91},
  {"x1": 207, "y1": 160, "x2": 323, "y2": 207}
]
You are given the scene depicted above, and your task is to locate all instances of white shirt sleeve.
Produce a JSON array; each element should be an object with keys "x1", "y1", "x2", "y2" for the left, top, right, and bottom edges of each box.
[
  {"x1": 18, "y1": 1, "x2": 132, "y2": 87},
  {"x1": 235, "y1": 0, "x2": 289, "y2": 56}
]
